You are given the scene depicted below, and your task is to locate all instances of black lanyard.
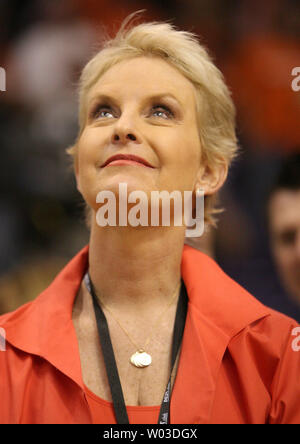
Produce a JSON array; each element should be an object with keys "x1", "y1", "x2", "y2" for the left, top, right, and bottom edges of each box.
[{"x1": 84, "y1": 272, "x2": 188, "y2": 424}]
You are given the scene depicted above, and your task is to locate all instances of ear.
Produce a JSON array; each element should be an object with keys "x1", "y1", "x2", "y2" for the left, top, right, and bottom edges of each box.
[{"x1": 195, "y1": 160, "x2": 228, "y2": 196}]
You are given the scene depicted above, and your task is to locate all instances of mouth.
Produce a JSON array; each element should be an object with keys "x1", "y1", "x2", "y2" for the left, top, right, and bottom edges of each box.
[{"x1": 101, "y1": 154, "x2": 155, "y2": 169}]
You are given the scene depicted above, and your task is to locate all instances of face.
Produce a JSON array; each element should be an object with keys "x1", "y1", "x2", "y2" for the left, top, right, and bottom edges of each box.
[
  {"x1": 75, "y1": 56, "x2": 204, "y2": 212},
  {"x1": 268, "y1": 189, "x2": 300, "y2": 304}
]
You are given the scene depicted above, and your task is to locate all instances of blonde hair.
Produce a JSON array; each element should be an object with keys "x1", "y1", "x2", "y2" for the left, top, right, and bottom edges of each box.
[{"x1": 67, "y1": 12, "x2": 238, "y2": 227}]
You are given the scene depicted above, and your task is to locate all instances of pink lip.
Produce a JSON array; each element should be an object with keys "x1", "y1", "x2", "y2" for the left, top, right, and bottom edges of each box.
[
  {"x1": 101, "y1": 154, "x2": 154, "y2": 168},
  {"x1": 105, "y1": 159, "x2": 149, "y2": 167}
]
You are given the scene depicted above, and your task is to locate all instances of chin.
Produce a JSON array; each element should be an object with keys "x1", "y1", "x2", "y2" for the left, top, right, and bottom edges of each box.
[{"x1": 101, "y1": 174, "x2": 155, "y2": 195}]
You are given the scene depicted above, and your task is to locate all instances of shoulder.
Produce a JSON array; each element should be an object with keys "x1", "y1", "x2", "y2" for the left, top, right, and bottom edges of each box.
[
  {"x1": 0, "y1": 245, "x2": 89, "y2": 359},
  {"x1": 182, "y1": 245, "x2": 296, "y2": 334},
  {"x1": 182, "y1": 245, "x2": 300, "y2": 376},
  {"x1": 228, "y1": 307, "x2": 299, "y2": 359}
]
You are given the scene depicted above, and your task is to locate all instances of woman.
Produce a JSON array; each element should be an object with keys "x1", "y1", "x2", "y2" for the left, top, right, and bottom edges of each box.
[{"x1": 0, "y1": 15, "x2": 299, "y2": 424}]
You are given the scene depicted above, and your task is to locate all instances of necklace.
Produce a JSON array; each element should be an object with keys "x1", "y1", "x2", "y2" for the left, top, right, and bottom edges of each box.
[
  {"x1": 84, "y1": 272, "x2": 181, "y2": 368},
  {"x1": 85, "y1": 271, "x2": 188, "y2": 424}
]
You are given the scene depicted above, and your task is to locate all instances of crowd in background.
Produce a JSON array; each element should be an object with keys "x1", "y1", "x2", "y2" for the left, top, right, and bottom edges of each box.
[{"x1": 0, "y1": 0, "x2": 299, "y2": 320}]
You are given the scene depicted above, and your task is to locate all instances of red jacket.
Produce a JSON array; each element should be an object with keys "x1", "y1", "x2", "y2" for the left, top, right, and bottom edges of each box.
[{"x1": 0, "y1": 245, "x2": 299, "y2": 424}]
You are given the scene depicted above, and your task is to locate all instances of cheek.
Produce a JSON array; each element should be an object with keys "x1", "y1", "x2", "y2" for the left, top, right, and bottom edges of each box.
[
  {"x1": 159, "y1": 129, "x2": 200, "y2": 188},
  {"x1": 162, "y1": 127, "x2": 201, "y2": 166},
  {"x1": 78, "y1": 130, "x2": 95, "y2": 154},
  {"x1": 75, "y1": 131, "x2": 100, "y2": 193},
  {"x1": 184, "y1": 133, "x2": 201, "y2": 164},
  {"x1": 174, "y1": 131, "x2": 202, "y2": 183},
  {"x1": 77, "y1": 128, "x2": 107, "y2": 158},
  {"x1": 77, "y1": 133, "x2": 104, "y2": 178},
  {"x1": 178, "y1": 120, "x2": 201, "y2": 160}
]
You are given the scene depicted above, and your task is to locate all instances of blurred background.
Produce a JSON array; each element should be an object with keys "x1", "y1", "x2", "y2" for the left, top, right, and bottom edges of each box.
[{"x1": 0, "y1": 0, "x2": 299, "y2": 320}]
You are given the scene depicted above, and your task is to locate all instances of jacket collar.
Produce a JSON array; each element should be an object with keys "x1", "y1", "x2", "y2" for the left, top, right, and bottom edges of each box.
[
  {"x1": 2, "y1": 244, "x2": 270, "y2": 422},
  {"x1": 172, "y1": 245, "x2": 270, "y2": 423},
  {"x1": 1, "y1": 246, "x2": 89, "y2": 385}
]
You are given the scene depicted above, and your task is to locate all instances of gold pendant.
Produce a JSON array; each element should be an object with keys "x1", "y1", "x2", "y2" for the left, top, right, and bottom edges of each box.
[{"x1": 130, "y1": 350, "x2": 152, "y2": 368}]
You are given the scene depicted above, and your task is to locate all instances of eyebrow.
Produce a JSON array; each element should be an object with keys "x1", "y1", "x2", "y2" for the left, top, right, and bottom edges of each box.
[
  {"x1": 87, "y1": 94, "x2": 118, "y2": 110},
  {"x1": 148, "y1": 93, "x2": 183, "y2": 109}
]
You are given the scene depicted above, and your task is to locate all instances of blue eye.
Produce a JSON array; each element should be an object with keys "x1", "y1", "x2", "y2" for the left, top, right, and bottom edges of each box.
[
  {"x1": 151, "y1": 105, "x2": 173, "y2": 119},
  {"x1": 91, "y1": 105, "x2": 115, "y2": 120},
  {"x1": 98, "y1": 109, "x2": 114, "y2": 118}
]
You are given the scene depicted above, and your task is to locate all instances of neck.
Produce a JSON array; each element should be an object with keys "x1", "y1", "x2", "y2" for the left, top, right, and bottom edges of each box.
[{"x1": 88, "y1": 214, "x2": 185, "y2": 310}]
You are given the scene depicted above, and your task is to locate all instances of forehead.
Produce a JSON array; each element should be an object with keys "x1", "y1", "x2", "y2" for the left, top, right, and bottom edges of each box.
[
  {"x1": 269, "y1": 189, "x2": 300, "y2": 232},
  {"x1": 87, "y1": 56, "x2": 197, "y2": 108}
]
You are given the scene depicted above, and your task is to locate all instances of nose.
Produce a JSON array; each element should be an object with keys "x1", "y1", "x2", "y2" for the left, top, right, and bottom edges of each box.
[
  {"x1": 111, "y1": 113, "x2": 141, "y2": 145},
  {"x1": 112, "y1": 132, "x2": 138, "y2": 143}
]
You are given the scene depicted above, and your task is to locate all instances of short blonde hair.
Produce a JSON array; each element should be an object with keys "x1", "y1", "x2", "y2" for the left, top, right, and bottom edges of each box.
[{"x1": 67, "y1": 12, "x2": 238, "y2": 227}]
